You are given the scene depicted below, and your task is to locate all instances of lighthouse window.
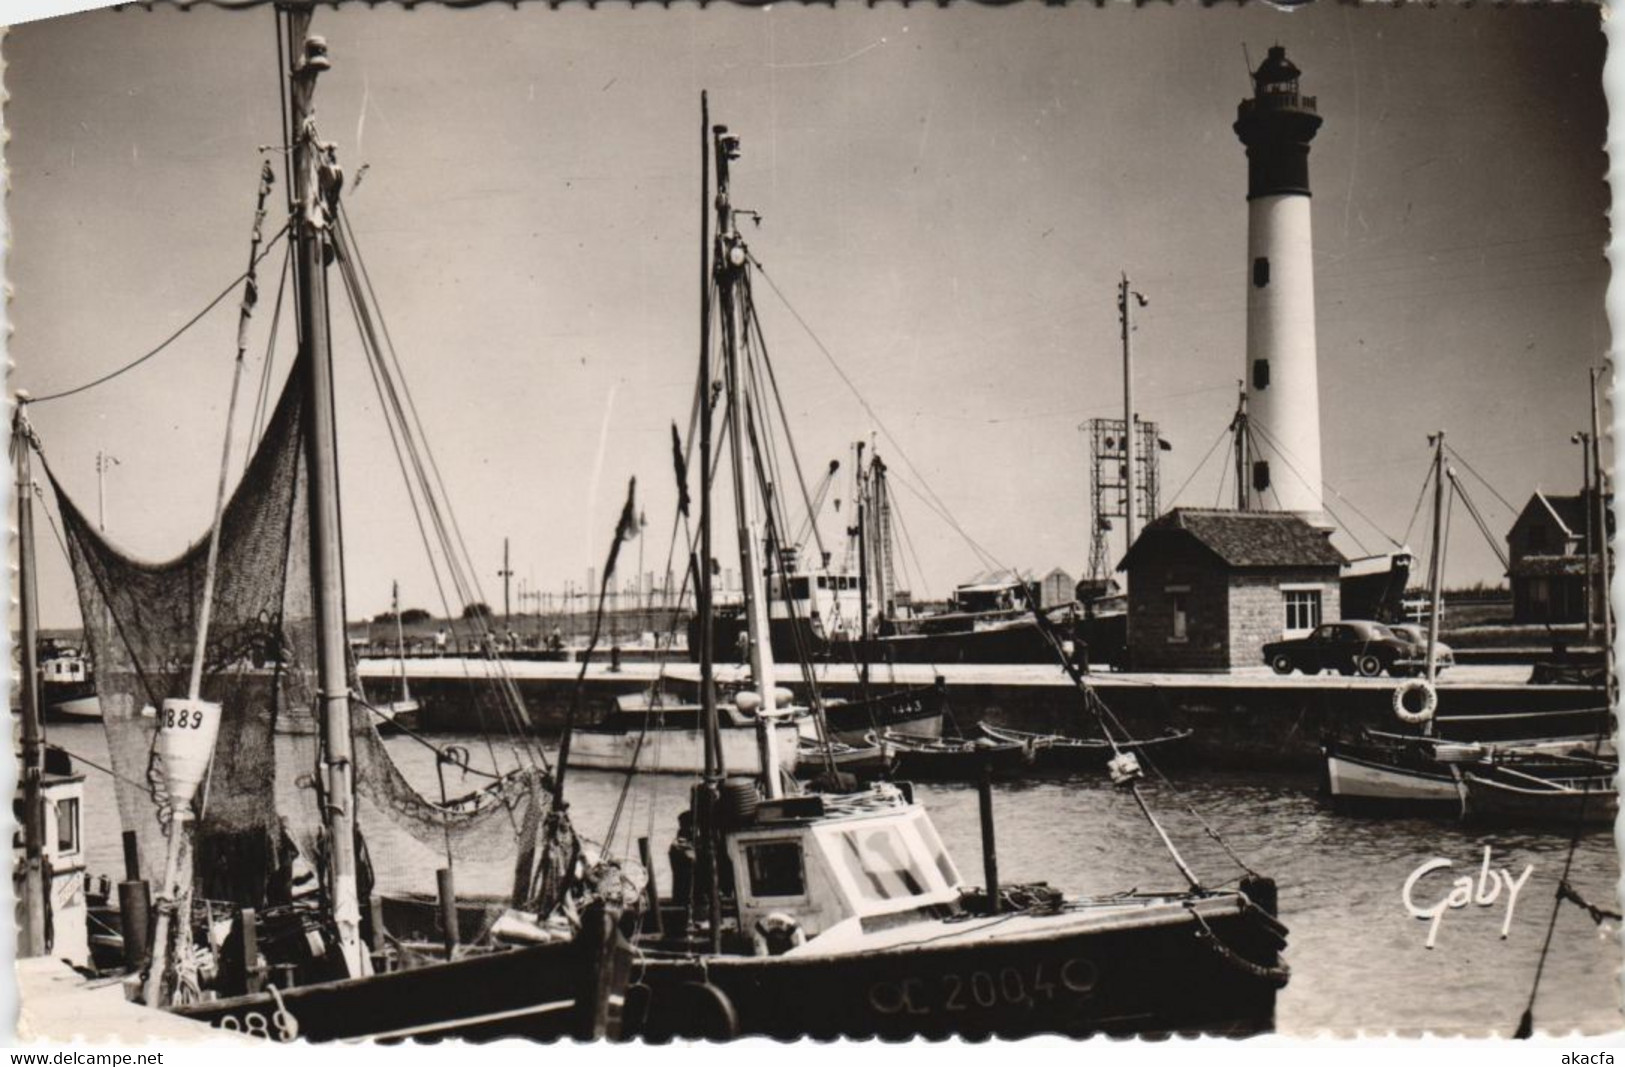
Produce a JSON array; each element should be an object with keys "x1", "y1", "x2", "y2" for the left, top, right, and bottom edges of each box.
[
  {"x1": 1253, "y1": 256, "x2": 1270, "y2": 288},
  {"x1": 1253, "y1": 460, "x2": 1272, "y2": 494},
  {"x1": 1253, "y1": 359, "x2": 1270, "y2": 390}
]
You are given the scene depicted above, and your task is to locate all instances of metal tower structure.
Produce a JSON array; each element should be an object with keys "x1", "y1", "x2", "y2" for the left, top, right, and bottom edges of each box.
[{"x1": 1086, "y1": 417, "x2": 1162, "y2": 582}]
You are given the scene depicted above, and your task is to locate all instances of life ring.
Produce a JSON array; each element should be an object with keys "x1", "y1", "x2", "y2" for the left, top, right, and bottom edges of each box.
[
  {"x1": 1392, "y1": 678, "x2": 1437, "y2": 725},
  {"x1": 751, "y1": 912, "x2": 806, "y2": 957}
]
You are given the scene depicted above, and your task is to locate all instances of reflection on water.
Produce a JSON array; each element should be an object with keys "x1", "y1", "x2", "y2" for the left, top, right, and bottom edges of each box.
[{"x1": 53, "y1": 723, "x2": 1621, "y2": 1036}]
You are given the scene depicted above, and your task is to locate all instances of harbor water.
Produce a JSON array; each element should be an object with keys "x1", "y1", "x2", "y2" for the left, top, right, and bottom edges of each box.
[{"x1": 55, "y1": 722, "x2": 1621, "y2": 1036}]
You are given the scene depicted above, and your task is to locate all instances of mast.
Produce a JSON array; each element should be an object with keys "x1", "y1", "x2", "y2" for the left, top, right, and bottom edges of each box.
[
  {"x1": 854, "y1": 442, "x2": 871, "y2": 700},
  {"x1": 1232, "y1": 384, "x2": 1250, "y2": 511},
  {"x1": 14, "y1": 397, "x2": 47, "y2": 958},
  {"x1": 1589, "y1": 368, "x2": 1614, "y2": 702},
  {"x1": 697, "y1": 91, "x2": 724, "y2": 953},
  {"x1": 712, "y1": 120, "x2": 783, "y2": 798},
  {"x1": 1119, "y1": 274, "x2": 1138, "y2": 553},
  {"x1": 1423, "y1": 431, "x2": 1447, "y2": 736},
  {"x1": 394, "y1": 580, "x2": 410, "y2": 703},
  {"x1": 287, "y1": 8, "x2": 368, "y2": 978}
]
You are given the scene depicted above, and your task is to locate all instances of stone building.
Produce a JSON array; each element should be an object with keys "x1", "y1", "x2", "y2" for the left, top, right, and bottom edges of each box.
[{"x1": 1118, "y1": 508, "x2": 1345, "y2": 671}]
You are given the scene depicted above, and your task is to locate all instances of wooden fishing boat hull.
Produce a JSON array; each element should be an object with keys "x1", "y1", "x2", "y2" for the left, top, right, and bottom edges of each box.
[
  {"x1": 567, "y1": 721, "x2": 800, "y2": 775},
  {"x1": 1322, "y1": 740, "x2": 1464, "y2": 815},
  {"x1": 624, "y1": 892, "x2": 1285, "y2": 1040},
  {"x1": 172, "y1": 925, "x2": 632, "y2": 1043},
  {"x1": 979, "y1": 724, "x2": 1193, "y2": 770},
  {"x1": 793, "y1": 742, "x2": 893, "y2": 781},
  {"x1": 818, "y1": 684, "x2": 946, "y2": 744},
  {"x1": 1459, "y1": 771, "x2": 1618, "y2": 826}
]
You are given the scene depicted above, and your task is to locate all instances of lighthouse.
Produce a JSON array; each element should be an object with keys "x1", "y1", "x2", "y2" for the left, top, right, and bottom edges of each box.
[{"x1": 1234, "y1": 46, "x2": 1325, "y2": 524}]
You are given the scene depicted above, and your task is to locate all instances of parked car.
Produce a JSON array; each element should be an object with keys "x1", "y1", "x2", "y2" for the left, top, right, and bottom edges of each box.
[
  {"x1": 1386, "y1": 623, "x2": 1454, "y2": 675},
  {"x1": 1262, "y1": 620, "x2": 1417, "y2": 678}
]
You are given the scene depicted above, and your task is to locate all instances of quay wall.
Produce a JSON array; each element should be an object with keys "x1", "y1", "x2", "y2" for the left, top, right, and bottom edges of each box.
[{"x1": 361, "y1": 662, "x2": 1608, "y2": 772}]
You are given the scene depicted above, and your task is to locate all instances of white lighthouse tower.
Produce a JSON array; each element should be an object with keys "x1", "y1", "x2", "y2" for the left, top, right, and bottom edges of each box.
[{"x1": 1234, "y1": 46, "x2": 1326, "y2": 525}]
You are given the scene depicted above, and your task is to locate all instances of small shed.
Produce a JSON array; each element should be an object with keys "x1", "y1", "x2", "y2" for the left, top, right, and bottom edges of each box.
[
  {"x1": 1118, "y1": 508, "x2": 1346, "y2": 671},
  {"x1": 1039, "y1": 567, "x2": 1076, "y2": 609}
]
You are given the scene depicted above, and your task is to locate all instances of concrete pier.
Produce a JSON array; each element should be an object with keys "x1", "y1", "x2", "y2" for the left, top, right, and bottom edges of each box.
[
  {"x1": 15, "y1": 959, "x2": 252, "y2": 1043},
  {"x1": 355, "y1": 659, "x2": 1606, "y2": 771}
]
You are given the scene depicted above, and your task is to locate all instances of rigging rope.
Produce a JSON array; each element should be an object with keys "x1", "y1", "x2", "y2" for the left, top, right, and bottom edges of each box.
[{"x1": 25, "y1": 225, "x2": 289, "y2": 406}]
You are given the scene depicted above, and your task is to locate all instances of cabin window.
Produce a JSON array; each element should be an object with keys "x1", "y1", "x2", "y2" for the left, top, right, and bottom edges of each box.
[
  {"x1": 745, "y1": 841, "x2": 806, "y2": 898},
  {"x1": 837, "y1": 826, "x2": 929, "y2": 902},
  {"x1": 817, "y1": 576, "x2": 829, "y2": 590},
  {"x1": 1284, "y1": 589, "x2": 1322, "y2": 633},
  {"x1": 789, "y1": 577, "x2": 811, "y2": 600},
  {"x1": 54, "y1": 797, "x2": 79, "y2": 856}
]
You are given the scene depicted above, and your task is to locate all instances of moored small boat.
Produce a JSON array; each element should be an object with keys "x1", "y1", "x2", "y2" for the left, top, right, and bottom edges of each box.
[
  {"x1": 979, "y1": 723, "x2": 1193, "y2": 770},
  {"x1": 1459, "y1": 762, "x2": 1618, "y2": 827},
  {"x1": 868, "y1": 729, "x2": 1032, "y2": 780}
]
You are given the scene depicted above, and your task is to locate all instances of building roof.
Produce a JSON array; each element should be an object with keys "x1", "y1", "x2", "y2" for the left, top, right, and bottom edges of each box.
[
  {"x1": 1521, "y1": 490, "x2": 1611, "y2": 541},
  {"x1": 1118, "y1": 508, "x2": 1347, "y2": 572}
]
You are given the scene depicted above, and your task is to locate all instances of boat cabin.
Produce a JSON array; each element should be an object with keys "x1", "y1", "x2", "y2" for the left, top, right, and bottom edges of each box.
[
  {"x1": 721, "y1": 785, "x2": 963, "y2": 955},
  {"x1": 12, "y1": 769, "x2": 89, "y2": 967},
  {"x1": 764, "y1": 569, "x2": 867, "y2": 639},
  {"x1": 40, "y1": 653, "x2": 90, "y2": 686}
]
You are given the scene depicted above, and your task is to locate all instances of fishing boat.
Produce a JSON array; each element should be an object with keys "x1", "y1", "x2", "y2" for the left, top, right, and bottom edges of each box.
[
  {"x1": 19, "y1": 10, "x2": 632, "y2": 1041},
  {"x1": 39, "y1": 644, "x2": 101, "y2": 722},
  {"x1": 614, "y1": 106, "x2": 1290, "y2": 1041},
  {"x1": 792, "y1": 737, "x2": 892, "y2": 781},
  {"x1": 1459, "y1": 762, "x2": 1618, "y2": 827},
  {"x1": 566, "y1": 685, "x2": 801, "y2": 776},
  {"x1": 1323, "y1": 430, "x2": 1617, "y2": 814},
  {"x1": 980, "y1": 722, "x2": 1194, "y2": 771},
  {"x1": 868, "y1": 729, "x2": 1033, "y2": 781}
]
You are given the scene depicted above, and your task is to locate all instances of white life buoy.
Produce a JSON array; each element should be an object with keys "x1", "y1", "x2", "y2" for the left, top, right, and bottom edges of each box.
[{"x1": 1392, "y1": 678, "x2": 1438, "y2": 725}]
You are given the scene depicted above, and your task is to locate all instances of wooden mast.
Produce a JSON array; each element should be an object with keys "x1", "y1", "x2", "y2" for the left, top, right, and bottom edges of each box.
[
  {"x1": 696, "y1": 91, "x2": 725, "y2": 954},
  {"x1": 287, "y1": 5, "x2": 368, "y2": 978},
  {"x1": 1589, "y1": 368, "x2": 1614, "y2": 704},
  {"x1": 14, "y1": 396, "x2": 48, "y2": 958},
  {"x1": 1423, "y1": 431, "x2": 1448, "y2": 737},
  {"x1": 855, "y1": 441, "x2": 871, "y2": 700},
  {"x1": 713, "y1": 120, "x2": 783, "y2": 799}
]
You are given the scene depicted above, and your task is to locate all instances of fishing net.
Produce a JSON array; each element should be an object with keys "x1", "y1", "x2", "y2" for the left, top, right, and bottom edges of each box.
[{"x1": 49, "y1": 357, "x2": 565, "y2": 909}]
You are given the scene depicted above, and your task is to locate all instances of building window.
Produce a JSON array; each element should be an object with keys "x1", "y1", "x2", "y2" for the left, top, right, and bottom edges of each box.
[
  {"x1": 54, "y1": 797, "x2": 79, "y2": 856},
  {"x1": 1165, "y1": 586, "x2": 1190, "y2": 643},
  {"x1": 1170, "y1": 593, "x2": 1189, "y2": 641},
  {"x1": 1284, "y1": 589, "x2": 1322, "y2": 633},
  {"x1": 1253, "y1": 256, "x2": 1270, "y2": 288}
]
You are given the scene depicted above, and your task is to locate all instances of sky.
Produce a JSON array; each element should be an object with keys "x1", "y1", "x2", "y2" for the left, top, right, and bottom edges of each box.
[{"x1": 3, "y1": 2, "x2": 1612, "y2": 629}]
